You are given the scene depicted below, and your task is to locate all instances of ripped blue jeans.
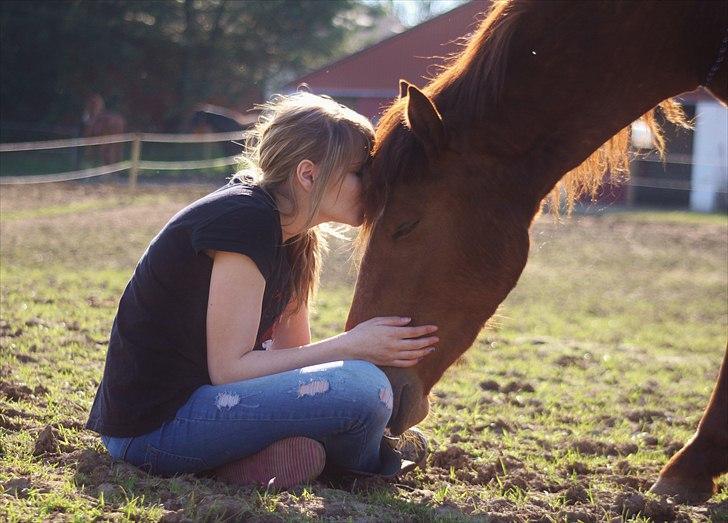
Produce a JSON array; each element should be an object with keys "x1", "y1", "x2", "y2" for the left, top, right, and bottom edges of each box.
[{"x1": 100, "y1": 360, "x2": 394, "y2": 477}]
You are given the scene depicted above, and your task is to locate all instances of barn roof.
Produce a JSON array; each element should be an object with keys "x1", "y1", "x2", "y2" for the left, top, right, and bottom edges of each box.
[{"x1": 287, "y1": 1, "x2": 490, "y2": 97}]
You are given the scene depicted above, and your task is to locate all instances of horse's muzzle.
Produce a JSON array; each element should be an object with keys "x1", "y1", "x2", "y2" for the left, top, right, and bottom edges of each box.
[{"x1": 387, "y1": 380, "x2": 430, "y2": 435}]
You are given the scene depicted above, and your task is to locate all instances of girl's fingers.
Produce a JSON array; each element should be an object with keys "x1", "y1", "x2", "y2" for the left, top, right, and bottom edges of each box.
[
  {"x1": 395, "y1": 346, "x2": 436, "y2": 360},
  {"x1": 375, "y1": 316, "x2": 411, "y2": 326},
  {"x1": 399, "y1": 336, "x2": 439, "y2": 350},
  {"x1": 390, "y1": 358, "x2": 422, "y2": 367},
  {"x1": 399, "y1": 325, "x2": 438, "y2": 338}
]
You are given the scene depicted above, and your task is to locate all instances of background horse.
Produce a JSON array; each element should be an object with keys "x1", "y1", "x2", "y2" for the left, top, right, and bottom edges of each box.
[
  {"x1": 81, "y1": 93, "x2": 126, "y2": 165},
  {"x1": 347, "y1": 0, "x2": 727, "y2": 503}
]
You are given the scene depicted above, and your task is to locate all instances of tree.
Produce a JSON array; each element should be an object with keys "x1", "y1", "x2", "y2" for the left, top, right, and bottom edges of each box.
[{"x1": 0, "y1": 0, "x2": 385, "y2": 133}]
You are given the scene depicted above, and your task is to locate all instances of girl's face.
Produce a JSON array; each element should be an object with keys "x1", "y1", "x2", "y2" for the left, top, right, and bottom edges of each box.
[{"x1": 317, "y1": 163, "x2": 365, "y2": 227}]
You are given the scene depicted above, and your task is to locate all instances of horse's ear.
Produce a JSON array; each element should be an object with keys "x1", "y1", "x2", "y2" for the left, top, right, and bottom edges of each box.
[
  {"x1": 404, "y1": 85, "x2": 446, "y2": 153},
  {"x1": 399, "y1": 79, "x2": 411, "y2": 99}
]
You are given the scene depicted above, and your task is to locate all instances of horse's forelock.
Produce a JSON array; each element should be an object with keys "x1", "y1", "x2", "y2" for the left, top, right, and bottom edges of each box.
[{"x1": 354, "y1": 99, "x2": 426, "y2": 263}]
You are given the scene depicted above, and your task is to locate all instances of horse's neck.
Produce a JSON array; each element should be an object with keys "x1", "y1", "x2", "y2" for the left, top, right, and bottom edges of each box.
[{"x1": 438, "y1": 1, "x2": 726, "y2": 201}]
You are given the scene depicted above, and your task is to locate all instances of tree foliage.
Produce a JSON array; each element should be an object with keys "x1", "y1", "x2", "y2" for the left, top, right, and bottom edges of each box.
[{"x1": 0, "y1": 0, "x2": 384, "y2": 132}]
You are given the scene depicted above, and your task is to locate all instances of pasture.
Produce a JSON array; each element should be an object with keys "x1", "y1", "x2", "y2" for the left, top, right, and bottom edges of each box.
[{"x1": 1, "y1": 182, "x2": 726, "y2": 522}]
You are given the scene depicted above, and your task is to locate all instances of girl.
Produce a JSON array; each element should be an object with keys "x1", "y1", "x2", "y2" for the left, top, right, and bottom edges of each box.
[{"x1": 85, "y1": 93, "x2": 438, "y2": 488}]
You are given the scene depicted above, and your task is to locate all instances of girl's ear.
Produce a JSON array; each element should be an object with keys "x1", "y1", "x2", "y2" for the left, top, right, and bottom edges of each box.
[{"x1": 295, "y1": 159, "x2": 317, "y2": 193}]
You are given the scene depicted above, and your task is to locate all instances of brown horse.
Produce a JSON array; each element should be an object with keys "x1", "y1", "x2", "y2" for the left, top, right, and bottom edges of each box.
[
  {"x1": 347, "y1": 0, "x2": 728, "y2": 503},
  {"x1": 82, "y1": 94, "x2": 126, "y2": 164}
]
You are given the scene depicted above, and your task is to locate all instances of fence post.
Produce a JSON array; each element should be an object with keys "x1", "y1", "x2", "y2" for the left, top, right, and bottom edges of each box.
[{"x1": 129, "y1": 133, "x2": 142, "y2": 190}]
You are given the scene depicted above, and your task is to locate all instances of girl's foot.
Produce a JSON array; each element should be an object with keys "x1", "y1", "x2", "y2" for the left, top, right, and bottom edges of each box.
[{"x1": 213, "y1": 436, "x2": 326, "y2": 489}]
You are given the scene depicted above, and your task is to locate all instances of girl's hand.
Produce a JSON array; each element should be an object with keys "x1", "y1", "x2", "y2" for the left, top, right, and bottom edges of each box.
[{"x1": 340, "y1": 317, "x2": 439, "y2": 367}]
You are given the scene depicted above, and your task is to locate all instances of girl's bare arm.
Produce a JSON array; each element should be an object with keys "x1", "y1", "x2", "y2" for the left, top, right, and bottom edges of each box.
[{"x1": 206, "y1": 251, "x2": 438, "y2": 386}]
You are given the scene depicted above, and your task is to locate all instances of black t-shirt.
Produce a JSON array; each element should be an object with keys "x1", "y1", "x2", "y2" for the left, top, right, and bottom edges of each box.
[{"x1": 85, "y1": 181, "x2": 291, "y2": 437}]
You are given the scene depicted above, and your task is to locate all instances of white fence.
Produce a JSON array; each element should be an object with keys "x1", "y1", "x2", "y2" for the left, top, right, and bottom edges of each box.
[
  {"x1": 1, "y1": 128, "x2": 726, "y2": 211},
  {"x1": 0, "y1": 131, "x2": 245, "y2": 187}
]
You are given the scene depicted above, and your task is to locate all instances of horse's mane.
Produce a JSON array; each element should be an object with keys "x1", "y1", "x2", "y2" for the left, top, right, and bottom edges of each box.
[{"x1": 357, "y1": 0, "x2": 689, "y2": 254}]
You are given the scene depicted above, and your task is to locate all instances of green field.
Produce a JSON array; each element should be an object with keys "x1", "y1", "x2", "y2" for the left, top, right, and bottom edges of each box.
[{"x1": 1, "y1": 182, "x2": 726, "y2": 522}]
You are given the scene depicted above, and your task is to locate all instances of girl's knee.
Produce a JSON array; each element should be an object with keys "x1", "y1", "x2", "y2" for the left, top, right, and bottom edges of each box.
[
  {"x1": 342, "y1": 360, "x2": 392, "y2": 396},
  {"x1": 341, "y1": 361, "x2": 393, "y2": 424},
  {"x1": 297, "y1": 360, "x2": 393, "y2": 424}
]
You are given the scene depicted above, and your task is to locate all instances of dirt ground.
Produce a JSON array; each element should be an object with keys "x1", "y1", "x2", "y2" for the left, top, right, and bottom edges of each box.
[{"x1": 1, "y1": 181, "x2": 727, "y2": 521}]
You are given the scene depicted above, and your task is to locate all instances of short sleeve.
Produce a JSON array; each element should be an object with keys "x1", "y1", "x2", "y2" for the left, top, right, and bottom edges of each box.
[{"x1": 191, "y1": 205, "x2": 278, "y2": 280}]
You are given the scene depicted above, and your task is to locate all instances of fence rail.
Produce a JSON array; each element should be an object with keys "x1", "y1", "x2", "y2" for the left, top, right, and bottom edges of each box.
[
  {"x1": 1, "y1": 132, "x2": 726, "y2": 194},
  {"x1": 0, "y1": 131, "x2": 245, "y2": 186}
]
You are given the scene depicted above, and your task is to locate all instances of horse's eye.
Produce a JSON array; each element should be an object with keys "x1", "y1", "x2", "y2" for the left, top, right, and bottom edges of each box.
[{"x1": 392, "y1": 219, "x2": 420, "y2": 240}]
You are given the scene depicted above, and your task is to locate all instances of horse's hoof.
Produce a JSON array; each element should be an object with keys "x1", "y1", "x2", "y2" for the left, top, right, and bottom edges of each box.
[{"x1": 649, "y1": 474, "x2": 716, "y2": 504}]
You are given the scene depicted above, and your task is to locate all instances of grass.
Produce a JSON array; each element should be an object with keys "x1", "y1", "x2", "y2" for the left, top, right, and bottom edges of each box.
[{"x1": 1, "y1": 181, "x2": 727, "y2": 521}]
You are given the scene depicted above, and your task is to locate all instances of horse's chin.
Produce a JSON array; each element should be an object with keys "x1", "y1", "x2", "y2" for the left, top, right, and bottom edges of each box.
[{"x1": 387, "y1": 382, "x2": 430, "y2": 436}]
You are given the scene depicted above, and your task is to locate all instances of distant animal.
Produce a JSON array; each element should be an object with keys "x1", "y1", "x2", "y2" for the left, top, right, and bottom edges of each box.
[
  {"x1": 81, "y1": 94, "x2": 126, "y2": 165},
  {"x1": 188, "y1": 104, "x2": 253, "y2": 157},
  {"x1": 348, "y1": 0, "x2": 728, "y2": 504}
]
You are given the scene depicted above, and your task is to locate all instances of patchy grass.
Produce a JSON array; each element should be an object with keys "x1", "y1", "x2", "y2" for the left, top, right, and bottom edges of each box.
[{"x1": 1, "y1": 182, "x2": 726, "y2": 521}]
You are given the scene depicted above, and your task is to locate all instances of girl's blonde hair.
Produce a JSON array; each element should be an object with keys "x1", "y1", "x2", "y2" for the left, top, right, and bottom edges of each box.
[{"x1": 233, "y1": 92, "x2": 374, "y2": 311}]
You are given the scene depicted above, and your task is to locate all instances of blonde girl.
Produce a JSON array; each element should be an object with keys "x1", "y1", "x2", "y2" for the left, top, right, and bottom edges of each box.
[{"x1": 86, "y1": 93, "x2": 436, "y2": 488}]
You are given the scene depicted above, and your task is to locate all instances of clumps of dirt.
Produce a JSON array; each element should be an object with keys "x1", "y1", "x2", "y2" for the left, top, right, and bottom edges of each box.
[
  {"x1": 33, "y1": 425, "x2": 61, "y2": 456},
  {"x1": 556, "y1": 509, "x2": 598, "y2": 523},
  {"x1": 0, "y1": 381, "x2": 34, "y2": 401},
  {"x1": 74, "y1": 449, "x2": 111, "y2": 477},
  {"x1": 479, "y1": 379, "x2": 500, "y2": 391},
  {"x1": 554, "y1": 354, "x2": 591, "y2": 369},
  {"x1": 2, "y1": 477, "x2": 32, "y2": 498},
  {"x1": 34, "y1": 384, "x2": 49, "y2": 395},
  {"x1": 485, "y1": 419, "x2": 516, "y2": 436},
  {"x1": 0, "y1": 380, "x2": 49, "y2": 402},
  {"x1": 0, "y1": 319, "x2": 23, "y2": 338},
  {"x1": 429, "y1": 447, "x2": 535, "y2": 489},
  {"x1": 478, "y1": 379, "x2": 535, "y2": 394},
  {"x1": 0, "y1": 414, "x2": 22, "y2": 431},
  {"x1": 13, "y1": 353, "x2": 38, "y2": 364},
  {"x1": 614, "y1": 490, "x2": 677, "y2": 522},
  {"x1": 71, "y1": 447, "x2": 153, "y2": 496},
  {"x1": 626, "y1": 408, "x2": 672, "y2": 424},
  {"x1": 57, "y1": 419, "x2": 85, "y2": 430},
  {"x1": 502, "y1": 381, "x2": 535, "y2": 394},
  {"x1": 564, "y1": 484, "x2": 590, "y2": 504},
  {"x1": 633, "y1": 432, "x2": 659, "y2": 446},
  {"x1": 614, "y1": 459, "x2": 632, "y2": 474},
  {"x1": 563, "y1": 461, "x2": 590, "y2": 475},
  {"x1": 608, "y1": 474, "x2": 646, "y2": 490},
  {"x1": 32, "y1": 424, "x2": 82, "y2": 458},
  {"x1": 662, "y1": 440, "x2": 684, "y2": 458},
  {"x1": 571, "y1": 438, "x2": 638, "y2": 457},
  {"x1": 429, "y1": 445, "x2": 476, "y2": 471},
  {"x1": 0, "y1": 405, "x2": 45, "y2": 431},
  {"x1": 449, "y1": 433, "x2": 467, "y2": 444}
]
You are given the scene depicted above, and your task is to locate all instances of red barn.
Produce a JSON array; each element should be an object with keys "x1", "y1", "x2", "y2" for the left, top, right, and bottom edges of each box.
[{"x1": 286, "y1": 1, "x2": 489, "y2": 123}]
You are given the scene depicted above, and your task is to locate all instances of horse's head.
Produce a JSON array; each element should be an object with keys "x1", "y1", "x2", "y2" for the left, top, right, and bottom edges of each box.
[
  {"x1": 346, "y1": 81, "x2": 538, "y2": 434},
  {"x1": 82, "y1": 94, "x2": 105, "y2": 124}
]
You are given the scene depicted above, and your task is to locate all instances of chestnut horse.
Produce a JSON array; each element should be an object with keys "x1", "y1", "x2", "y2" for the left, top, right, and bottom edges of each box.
[
  {"x1": 347, "y1": 0, "x2": 727, "y2": 503},
  {"x1": 82, "y1": 94, "x2": 126, "y2": 164}
]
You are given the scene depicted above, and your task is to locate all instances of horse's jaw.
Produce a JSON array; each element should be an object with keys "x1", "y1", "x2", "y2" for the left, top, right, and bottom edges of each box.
[{"x1": 382, "y1": 370, "x2": 430, "y2": 435}]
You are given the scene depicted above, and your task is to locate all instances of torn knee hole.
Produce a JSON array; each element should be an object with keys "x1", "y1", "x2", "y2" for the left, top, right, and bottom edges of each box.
[
  {"x1": 214, "y1": 392, "x2": 240, "y2": 409},
  {"x1": 298, "y1": 379, "x2": 330, "y2": 397},
  {"x1": 379, "y1": 387, "x2": 393, "y2": 410}
]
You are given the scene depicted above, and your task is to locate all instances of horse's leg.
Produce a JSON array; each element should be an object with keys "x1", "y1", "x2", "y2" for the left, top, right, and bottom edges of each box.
[{"x1": 650, "y1": 344, "x2": 728, "y2": 503}]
